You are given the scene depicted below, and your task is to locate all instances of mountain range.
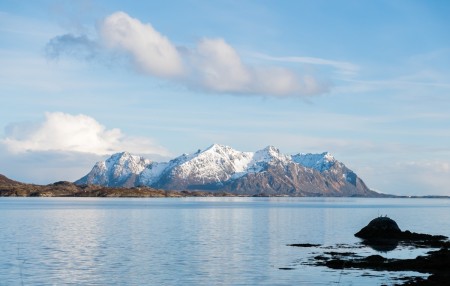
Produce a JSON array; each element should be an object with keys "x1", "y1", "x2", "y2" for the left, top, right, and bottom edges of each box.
[{"x1": 76, "y1": 144, "x2": 380, "y2": 197}]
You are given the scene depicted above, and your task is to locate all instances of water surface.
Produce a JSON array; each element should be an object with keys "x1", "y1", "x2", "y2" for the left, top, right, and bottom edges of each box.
[{"x1": 1, "y1": 197, "x2": 449, "y2": 285}]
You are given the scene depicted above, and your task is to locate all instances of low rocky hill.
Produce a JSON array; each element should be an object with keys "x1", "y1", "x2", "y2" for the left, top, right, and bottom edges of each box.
[{"x1": 0, "y1": 175, "x2": 221, "y2": 197}]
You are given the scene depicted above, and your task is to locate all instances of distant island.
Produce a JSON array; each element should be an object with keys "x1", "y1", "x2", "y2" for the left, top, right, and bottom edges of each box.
[
  {"x1": 2, "y1": 144, "x2": 446, "y2": 198},
  {"x1": 75, "y1": 144, "x2": 383, "y2": 197}
]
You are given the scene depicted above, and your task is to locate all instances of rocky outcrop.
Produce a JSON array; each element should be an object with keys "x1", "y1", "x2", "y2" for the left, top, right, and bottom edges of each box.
[
  {"x1": 289, "y1": 217, "x2": 450, "y2": 285},
  {"x1": 354, "y1": 216, "x2": 402, "y2": 239},
  {"x1": 355, "y1": 216, "x2": 447, "y2": 242},
  {"x1": 314, "y1": 247, "x2": 450, "y2": 285}
]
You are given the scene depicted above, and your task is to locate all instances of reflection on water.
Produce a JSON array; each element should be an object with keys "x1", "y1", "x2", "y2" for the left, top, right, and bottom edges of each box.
[
  {"x1": 0, "y1": 197, "x2": 449, "y2": 285},
  {"x1": 362, "y1": 239, "x2": 399, "y2": 252}
]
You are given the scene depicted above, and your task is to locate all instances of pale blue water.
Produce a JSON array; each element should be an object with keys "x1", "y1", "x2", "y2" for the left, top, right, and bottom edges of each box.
[{"x1": 0, "y1": 197, "x2": 449, "y2": 285}]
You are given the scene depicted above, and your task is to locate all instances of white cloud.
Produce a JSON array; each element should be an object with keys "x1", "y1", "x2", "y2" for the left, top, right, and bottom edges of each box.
[
  {"x1": 99, "y1": 11, "x2": 184, "y2": 78},
  {"x1": 188, "y1": 38, "x2": 326, "y2": 96},
  {"x1": 46, "y1": 11, "x2": 330, "y2": 97},
  {"x1": 190, "y1": 38, "x2": 252, "y2": 92},
  {"x1": 1, "y1": 112, "x2": 170, "y2": 156}
]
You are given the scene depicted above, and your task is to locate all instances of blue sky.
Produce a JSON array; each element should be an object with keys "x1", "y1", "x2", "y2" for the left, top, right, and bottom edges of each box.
[{"x1": 1, "y1": 0, "x2": 449, "y2": 195}]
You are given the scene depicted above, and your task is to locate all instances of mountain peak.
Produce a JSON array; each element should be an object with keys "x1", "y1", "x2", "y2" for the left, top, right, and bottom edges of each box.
[
  {"x1": 76, "y1": 151, "x2": 151, "y2": 187},
  {"x1": 204, "y1": 143, "x2": 234, "y2": 153},
  {"x1": 253, "y1": 145, "x2": 289, "y2": 164},
  {"x1": 320, "y1": 151, "x2": 334, "y2": 157},
  {"x1": 207, "y1": 143, "x2": 225, "y2": 149},
  {"x1": 108, "y1": 151, "x2": 133, "y2": 161},
  {"x1": 108, "y1": 151, "x2": 149, "y2": 163},
  {"x1": 322, "y1": 151, "x2": 335, "y2": 162},
  {"x1": 263, "y1": 145, "x2": 279, "y2": 153},
  {"x1": 291, "y1": 152, "x2": 336, "y2": 172}
]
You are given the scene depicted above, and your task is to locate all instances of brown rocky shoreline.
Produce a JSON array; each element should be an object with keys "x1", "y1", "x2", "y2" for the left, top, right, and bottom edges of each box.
[{"x1": 0, "y1": 175, "x2": 235, "y2": 197}]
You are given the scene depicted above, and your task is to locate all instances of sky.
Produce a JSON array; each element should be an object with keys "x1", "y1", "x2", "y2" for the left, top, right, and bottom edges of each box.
[{"x1": 1, "y1": 0, "x2": 449, "y2": 196}]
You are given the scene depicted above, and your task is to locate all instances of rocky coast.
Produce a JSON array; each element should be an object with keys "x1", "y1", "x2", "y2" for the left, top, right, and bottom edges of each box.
[{"x1": 289, "y1": 216, "x2": 450, "y2": 285}]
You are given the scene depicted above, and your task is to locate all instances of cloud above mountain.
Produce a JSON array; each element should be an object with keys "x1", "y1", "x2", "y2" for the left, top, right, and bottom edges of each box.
[
  {"x1": 100, "y1": 11, "x2": 184, "y2": 78},
  {"x1": 185, "y1": 38, "x2": 325, "y2": 95},
  {"x1": 0, "y1": 112, "x2": 169, "y2": 156},
  {"x1": 46, "y1": 11, "x2": 333, "y2": 97}
]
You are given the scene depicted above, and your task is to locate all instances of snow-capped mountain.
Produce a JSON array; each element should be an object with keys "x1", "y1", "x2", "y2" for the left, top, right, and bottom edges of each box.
[
  {"x1": 76, "y1": 152, "x2": 151, "y2": 187},
  {"x1": 76, "y1": 144, "x2": 378, "y2": 197}
]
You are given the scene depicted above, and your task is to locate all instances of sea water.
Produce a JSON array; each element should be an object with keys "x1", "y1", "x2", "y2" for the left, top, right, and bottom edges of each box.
[{"x1": 0, "y1": 197, "x2": 449, "y2": 285}]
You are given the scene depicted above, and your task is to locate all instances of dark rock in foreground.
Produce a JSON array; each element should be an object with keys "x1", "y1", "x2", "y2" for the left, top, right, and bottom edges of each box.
[
  {"x1": 355, "y1": 216, "x2": 402, "y2": 239},
  {"x1": 355, "y1": 216, "x2": 447, "y2": 244},
  {"x1": 314, "y1": 247, "x2": 450, "y2": 285},
  {"x1": 289, "y1": 217, "x2": 450, "y2": 285}
]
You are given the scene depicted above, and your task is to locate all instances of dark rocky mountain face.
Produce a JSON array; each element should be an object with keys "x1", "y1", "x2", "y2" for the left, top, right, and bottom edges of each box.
[
  {"x1": 76, "y1": 144, "x2": 381, "y2": 197},
  {"x1": 219, "y1": 162, "x2": 376, "y2": 197}
]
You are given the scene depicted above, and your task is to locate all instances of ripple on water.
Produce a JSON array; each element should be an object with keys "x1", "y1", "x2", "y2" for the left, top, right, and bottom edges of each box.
[{"x1": 0, "y1": 197, "x2": 448, "y2": 285}]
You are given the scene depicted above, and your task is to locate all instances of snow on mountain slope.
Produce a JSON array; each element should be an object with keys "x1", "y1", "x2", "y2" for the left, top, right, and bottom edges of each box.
[
  {"x1": 107, "y1": 152, "x2": 151, "y2": 177},
  {"x1": 168, "y1": 144, "x2": 293, "y2": 183},
  {"x1": 76, "y1": 152, "x2": 151, "y2": 187},
  {"x1": 291, "y1": 152, "x2": 336, "y2": 172},
  {"x1": 138, "y1": 161, "x2": 170, "y2": 186},
  {"x1": 232, "y1": 145, "x2": 291, "y2": 177},
  {"x1": 138, "y1": 151, "x2": 198, "y2": 186},
  {"x1": 171, "y1": 144, "x2": 254, "y2": 182}
]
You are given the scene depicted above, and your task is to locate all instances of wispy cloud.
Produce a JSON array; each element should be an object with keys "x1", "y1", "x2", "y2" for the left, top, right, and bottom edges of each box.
[
  {"x1": 1, "y1": 112, "x2": 170, "y2": 157},
  {"x1": 333, "y1": 49, "x2": 450, "y2": 95},
  {"x1": 254, "y1": 54, "x2": 360, "y2": 77},
  {"x1": 45, "y1": 11, "x2": 330, "y2": 97}
]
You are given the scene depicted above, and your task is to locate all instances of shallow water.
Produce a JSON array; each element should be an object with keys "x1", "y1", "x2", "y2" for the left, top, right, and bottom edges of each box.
[{"x1": 0, "y1": 197, "x2": 449, "y2": 285}]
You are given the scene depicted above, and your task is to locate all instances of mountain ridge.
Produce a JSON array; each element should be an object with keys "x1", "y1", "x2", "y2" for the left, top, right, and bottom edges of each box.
[{"x1": 76, "y1": 144, "x2": 380, "y2": 197}]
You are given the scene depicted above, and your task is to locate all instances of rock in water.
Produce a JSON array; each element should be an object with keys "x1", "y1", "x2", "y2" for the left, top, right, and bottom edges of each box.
[{"x1": 354, "y1": 217, "x2": 402, "y2": 239}]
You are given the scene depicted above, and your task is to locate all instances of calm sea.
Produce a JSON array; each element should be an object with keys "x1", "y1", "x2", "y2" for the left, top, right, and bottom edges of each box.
[{"x1": 0, "y1": 197, "x2": 449, "y2": 285}]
